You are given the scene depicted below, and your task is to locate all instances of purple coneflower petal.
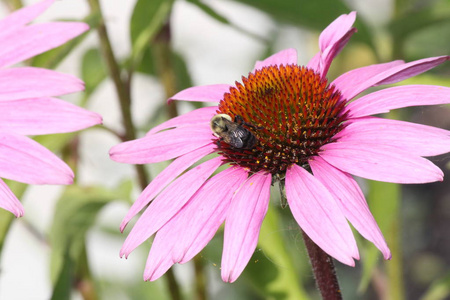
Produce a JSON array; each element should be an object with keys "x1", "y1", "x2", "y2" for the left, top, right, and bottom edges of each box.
[
  {"x1": 342, "y1": 56, "x2": 450, "y2": 100},
  {"x1": 0, "y1": 22, "x2": 89, "y2": 68},
  {"x1": 142, "y1": 230, "x2": 177, "y2": 281},
  {"x1": 345, "y1": 85, "x2": 450, "y2": 118},
  {"x1": 0, "y1": 97, "x2": 101, "y2": 135},
  {"x1": 110, "y1": 125, "x2": 212, "y2": 164},
  {"x1": 307, "y1": 12, "x2": 356, "y2": 76},
  {"x1": 335, "y1": 117, "x2": 450, "y2": 157},
  {"x1": 286, "y1": 164, "x2": 358, "y2": 265},
  {"x1": 167, "y1": 84, "x2": 231, "y2": 103},
  {"x1": 143, "y1": 167, "x2": 249, "y2": 281},
  {"x1": 147, "y1": 106, "x2": 217, "y2": 135},
  {"x1": 0, "y1": 132, "x2": 73, "y2": 185},
  {"x1": 176, "y1": 167, "x2": 249, "y2": 264},
  {"x1": 320, "y1": 142, "x2": 443, "y2": 184},
  {"x1": 120, "y1": 156, "x2": 223, "y2": 257},
  {"x1": 0, "y1": 0, "x2": 53, "y2": 37},
  {"x1": 331, "y1": 60, "x2": 404, "y2": 100},
  {"x1": 120, "y1": 144, "x2": 216, "y2": 232},
  {"x1": 318, "y1": 12, "x2": 356, "y2": 52},
  {"x1": 253, "y1": 48, "x2": 298, "y2": 71},
  {"x1": 0, "y1": 68, "x2": 84, "y2": 101},
  {"x1": 310, "y1": 156, "x2": 391, "y2": 259},
  {"x1": 221, "y1": 172, "x2": 271, "y2": 283},
  {"x1": 0, "y1": 179, "x2": 24, "y2": 217}
]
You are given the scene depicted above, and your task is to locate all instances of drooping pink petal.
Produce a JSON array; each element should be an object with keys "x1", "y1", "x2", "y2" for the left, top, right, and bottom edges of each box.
[
  {"x1": 319, "y1": 142, "x2": 443, "y2": 184},
  {"x1": 0, "y1": 97, "x2": 102, "y2": 135},
  {"x1": 0, "y1": 178, "x2": 24, "y2": 217},
  {"x1": 307, "y1": 12, "x2": 357, "y2": 76},
  {"x1": 331, "y1": 60, "x2": 404, "y2": 100},
  {"x1": 110, "y1": 125, "x2": 213, "y2": 164},
  {"x1": 120, "y1": 144, "x2": 216, "y2": 232},
  {"x1": 309, "y1": 156, "x2": 391, "y2": 259},
  {"x1": 335, "y1": 117, "x2": 450, "y2": 157},
  {"x1": 345, "y1": 85, "x2": 450, "y2": 118},
  {"x1": 120, "y1": 156, "x2": 223, "y2": 257},
  {"x1": 0, "y1": 22, "x2": 89, "y2": 68},
  {"x1": 0, "y1": 132, "x2": 73, "y2": 185},
  {"x1": 0, "y1": 68, "x2": 84, "y2": 101},
  {"x1": 0, "y1": 0, "x2": 53, "y2": 37},
  {"x1": 142, "y1": 229, "x2": 178, "y2": 281},
  {"x1": 147, "y1": 106, "x2": 217, "y2": 135},
  {"x1": 253, "y1": 48, "x2": 298, "y2": 71},
  {"x1": 285, "y1": 164, "x2": 358, "y2": 265},
  {"x1": 341, "y1": 56, "x2": 450, "y2": 100},
  {"x1": 143, "y1": 167, "x2": 249, "y2": 281},
  {"x1": 221, "y1": 172, "x2": 271, "y2": 283},
  {"x1": 167, "y1": 84, "x2": 231, "y2": 103}
]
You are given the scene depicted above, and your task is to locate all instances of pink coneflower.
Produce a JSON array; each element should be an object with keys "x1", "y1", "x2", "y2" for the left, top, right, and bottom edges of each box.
[
  {"x1": 0, "y1": 0, "x2": 102, "y2": 217},
  {"x1": 110, "y1": 12, "x2": 450, "y2": 282}
]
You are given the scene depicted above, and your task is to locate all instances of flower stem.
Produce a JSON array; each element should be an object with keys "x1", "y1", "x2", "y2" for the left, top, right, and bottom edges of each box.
[
  {"x1": 87, "y1": 0, "x2": 148, "y2": 188},
  {"x1": 302, "y1": 231, "x2": 343, "y2": 300},
  {"x1": 87, "y1": 2, "x2": 182, "y2": 300},
  {"x1": 193, "y1": 256, "x2": 207, "y2": 300},
  {"x1": 153, "y1": 21, "x2": 178, "y2": 119}
]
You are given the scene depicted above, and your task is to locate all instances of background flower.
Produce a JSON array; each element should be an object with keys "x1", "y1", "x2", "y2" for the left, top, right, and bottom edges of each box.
[{"x1": 0, "y1": 0, "x2": 101, "y2": 217}]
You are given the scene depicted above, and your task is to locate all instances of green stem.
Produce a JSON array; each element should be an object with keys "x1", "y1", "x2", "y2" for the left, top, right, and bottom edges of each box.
[
  {"x1": 386, "y1": 203, "x2": 405, "y2": 300},
  {"x1": 151, "y1": 18, "x2": 184, "y2": 300},
  {"x1": 153, "y1": 21, "x2": 178, "y2": 119},
  {"x1": 193, "y1": 256, "x2": 207, "y2": 300},
  {"x1": 87, "y1": 2, "x2": 182, "y2": 299},
  {"x1": 76, "y1": 244, "x2": 99, "y2": 300},
  {"x1": 87, "y1": 0, "x2": 148, "y2": 189},
  {"x1": 302, "y1": 231, "x2": 342, "y2": 300}
]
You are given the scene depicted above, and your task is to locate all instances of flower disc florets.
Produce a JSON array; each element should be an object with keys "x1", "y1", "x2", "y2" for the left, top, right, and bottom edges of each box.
[{"x1": 215, "y1": 64, "x2": 348, "y2": 175}]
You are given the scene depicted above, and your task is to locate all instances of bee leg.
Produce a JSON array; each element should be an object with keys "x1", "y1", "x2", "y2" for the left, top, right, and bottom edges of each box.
[
  {"x1": 235, "y1": 115, "x2": 264, "y2": 130},
  {"x1": 278, "y1": 179, "x2": 288, "y2": 208}
]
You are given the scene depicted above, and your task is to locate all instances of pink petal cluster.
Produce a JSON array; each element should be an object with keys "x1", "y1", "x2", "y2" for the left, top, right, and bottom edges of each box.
[
  {"x1": 0, "y1": 0, "x2": 102, "y2": 217},
  {"x1": 111, "y1": 12, "x2": 450, "y2": 282}
]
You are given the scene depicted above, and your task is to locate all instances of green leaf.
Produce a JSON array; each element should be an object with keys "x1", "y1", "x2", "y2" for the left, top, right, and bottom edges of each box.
[
  {"x1": 245, "y1": 203, "x2": 310, "y2": 300},
  {"x1": 186, "y1": 0, "x2": 266, "y2": 42},
  {"x1": 33, "y1": 133, "x2": 74, "y2": 153},
  {"x1": 397, "y1": 74, "x2": 450, "y2": 88},
  {"x1": 421, "y1": 272, "x2": 450, "y2": 300},
  {"x1": 129, "y1": 0, "x2": 175, "y2": 70},
  {"x1": 81, "y1": 48, "x2": 107, "y2": 97},
  {"x1": 231, "y1": 0, "x2": 375, "y2": 49},
  {"x1": 30, "y1": 12, "x2": 102, "y2": 69},
  {"x1": 50, "y1": 248, "x2": 74, "y2": 300},
  {"x1": 49, "y1": 185, "x2": 123, "y2": 285},
  {"x1": 389, "y1": 5, "x2": 450, "y2": 41}
]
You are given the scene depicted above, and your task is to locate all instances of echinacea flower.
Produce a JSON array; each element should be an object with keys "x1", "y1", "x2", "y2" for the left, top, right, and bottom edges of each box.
[
  {"x1": 0, "y1": 0, "x2": 102, "y2": 217},
  {"x1": 110, "y1": 12, "x2": 450, "y2": 282}
]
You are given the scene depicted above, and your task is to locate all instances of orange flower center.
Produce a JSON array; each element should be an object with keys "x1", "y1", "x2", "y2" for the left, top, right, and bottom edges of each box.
[{"x1": 215, "y1": 64, "x2": 347, "y2": 175}]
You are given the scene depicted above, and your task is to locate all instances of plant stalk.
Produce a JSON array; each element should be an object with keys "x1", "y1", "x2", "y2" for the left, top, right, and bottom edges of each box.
[{"x1": 302, "y1": 231, "x2": 343, "y2": 300}]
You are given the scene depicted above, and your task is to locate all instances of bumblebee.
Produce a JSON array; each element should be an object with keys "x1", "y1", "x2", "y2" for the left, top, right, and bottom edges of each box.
[{"x1": 210, "y1": 114, "x2": 257, "y2": 149}]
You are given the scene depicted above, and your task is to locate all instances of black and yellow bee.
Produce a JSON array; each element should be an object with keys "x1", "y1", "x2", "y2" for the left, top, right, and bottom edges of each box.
[{"x1": 210, "y1": 114, "x2": 257, "y2": 149}]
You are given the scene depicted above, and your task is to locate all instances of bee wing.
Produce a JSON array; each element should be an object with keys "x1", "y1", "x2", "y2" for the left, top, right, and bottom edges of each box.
[{"x1": 229, "y1": 128, "x2": 246, "y2": 148}]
